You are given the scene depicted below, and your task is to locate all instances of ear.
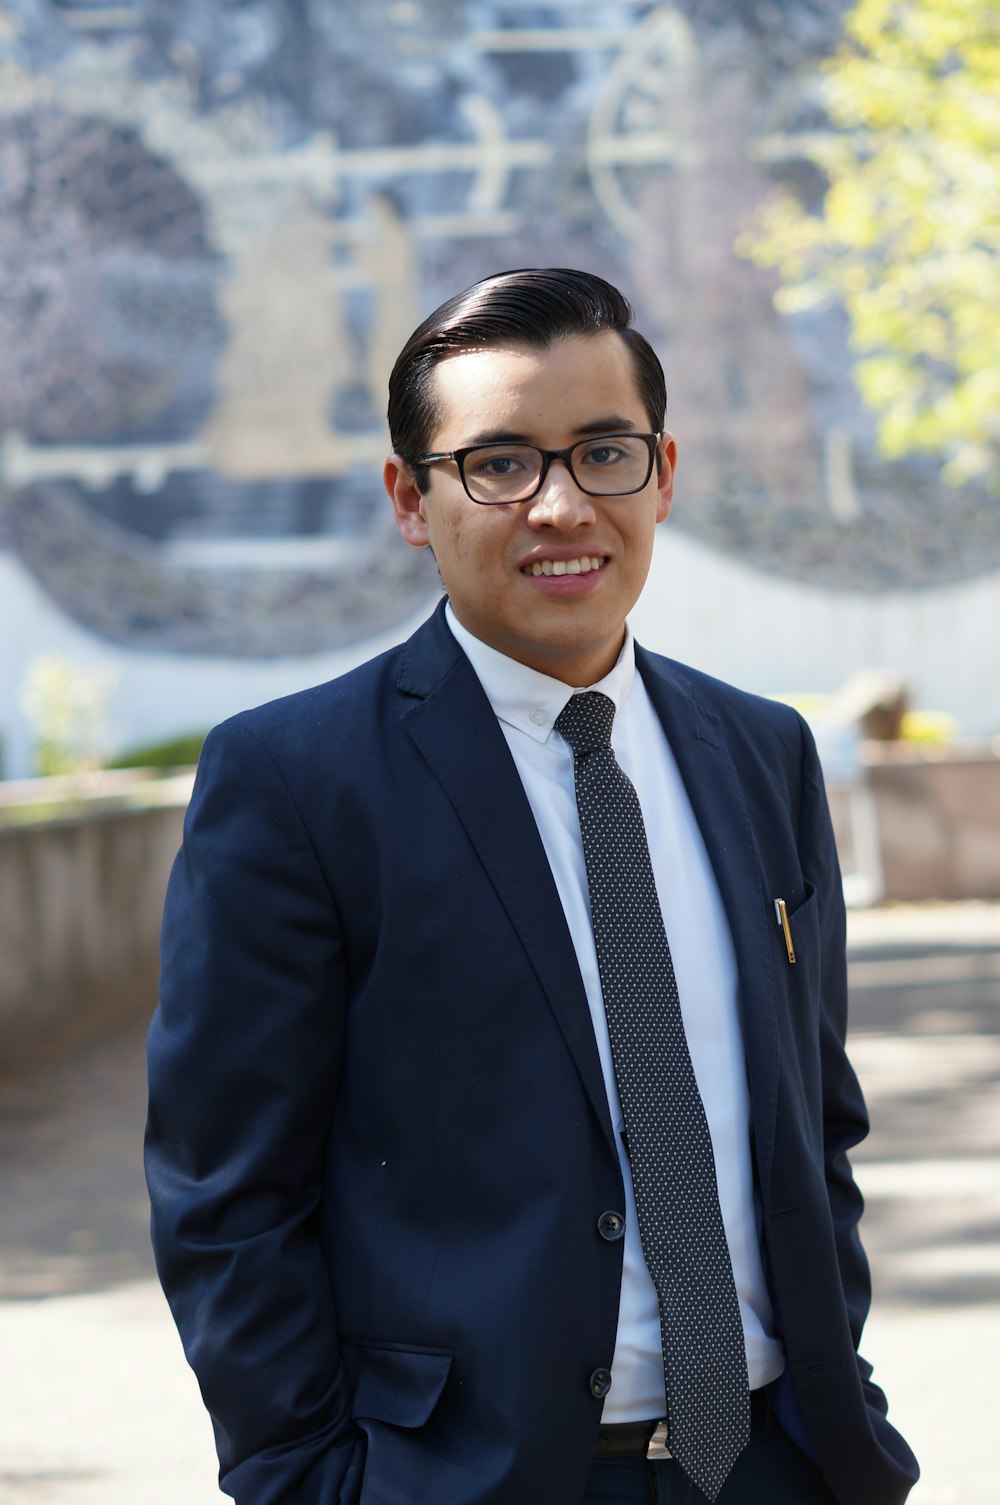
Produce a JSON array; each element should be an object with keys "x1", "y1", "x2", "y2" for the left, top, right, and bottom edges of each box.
[
  {"x1": 654, "y1": 432, "x2": 677, "y2": 524},
  {"x1": 384, "y1": 454, "x2": 431, "y2": 548}
]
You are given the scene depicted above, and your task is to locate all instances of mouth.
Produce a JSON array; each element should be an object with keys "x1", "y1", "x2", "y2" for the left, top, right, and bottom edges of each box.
[{"x1": 520, "y1": 554, "x2": 607, "y2": 578}]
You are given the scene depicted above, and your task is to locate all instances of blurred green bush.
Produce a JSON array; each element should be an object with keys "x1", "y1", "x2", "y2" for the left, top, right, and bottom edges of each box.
[{"x1": 105, "y1": 733, "x2": 207, "y2": 770}]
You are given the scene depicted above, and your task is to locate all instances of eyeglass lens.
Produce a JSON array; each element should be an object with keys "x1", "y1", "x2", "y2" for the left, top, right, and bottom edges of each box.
[{"x1": 461, "y1": 435, "x2": 653, "y2": 503}]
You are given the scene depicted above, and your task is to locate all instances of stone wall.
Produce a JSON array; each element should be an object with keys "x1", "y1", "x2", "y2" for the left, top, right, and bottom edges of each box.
[
  {"x1": 2, "y1": 747, "x2": 998, "y2": 1078},
  {"x1": 0, "y1": 777, "x2": 191, "y2": 1075},
  {"x1": 829, "y1": 745, "x2": 1000, "y2": 904},
  {"x1": 864, "y1": 746, "x2": 1000, "y2": 903}
]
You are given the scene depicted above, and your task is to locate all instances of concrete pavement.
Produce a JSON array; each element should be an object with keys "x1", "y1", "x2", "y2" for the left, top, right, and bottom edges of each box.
[
  {"x1": 839, "y1": 903, "x2": 1000, "y2": 1504},
  {"x1": 1, "y1": 902, "x2": 998, "y2": 1503}
]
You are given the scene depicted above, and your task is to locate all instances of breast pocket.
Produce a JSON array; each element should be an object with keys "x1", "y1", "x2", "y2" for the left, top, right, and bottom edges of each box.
[
  {"x1": 779, "y1": 881, "x2": 816, "y2": 938},
  {"x1": 774, "y1": 881, "x2": 821, "y2": 985},
  {"x1": 786, "y1": 881, "x2": 817, "y2": 923}
]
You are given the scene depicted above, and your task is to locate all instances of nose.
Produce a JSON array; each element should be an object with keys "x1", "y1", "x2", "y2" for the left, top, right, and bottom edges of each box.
[{"x1": 525, "y1": 459, "x2": 597, "y2": 529}]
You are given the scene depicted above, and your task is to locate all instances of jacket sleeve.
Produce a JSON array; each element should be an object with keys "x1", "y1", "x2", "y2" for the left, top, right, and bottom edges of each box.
[
  {"x1": 796, "y1": 714, "x2": 886, "y2": 1411},
  {"x1": 145, "y1": 720, "x2": 364, "y2": 1504}
]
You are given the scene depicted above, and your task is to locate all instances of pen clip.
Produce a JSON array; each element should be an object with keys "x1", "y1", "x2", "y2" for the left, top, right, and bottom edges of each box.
[{"x1": 774, "y1": 897, "x2": 796, "y2": 965}]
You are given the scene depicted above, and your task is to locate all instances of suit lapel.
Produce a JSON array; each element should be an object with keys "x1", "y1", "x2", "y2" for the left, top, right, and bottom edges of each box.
[
  {"x1": 396, "y1": 607, "x2": 617, "y2": 1156},
  {"x1": 636, "y1": 647, "x2": 780, "y2": 1192}
]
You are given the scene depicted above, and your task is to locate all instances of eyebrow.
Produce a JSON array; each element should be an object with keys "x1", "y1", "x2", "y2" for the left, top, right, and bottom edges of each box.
[{"x1": 460, "y1": 416, "x2": 642, "y2": 447}]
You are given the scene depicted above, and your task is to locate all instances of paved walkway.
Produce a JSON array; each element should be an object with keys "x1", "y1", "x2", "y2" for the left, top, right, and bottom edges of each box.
[{"x1": 1, "y1": 903, "x2": 998, "y2": 1503}]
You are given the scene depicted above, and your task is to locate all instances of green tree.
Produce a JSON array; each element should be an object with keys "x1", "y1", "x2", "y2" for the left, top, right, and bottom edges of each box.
[
  {"x1": 20, "y1": 656, "x2": 114, "y2": 777},
  {"x1": 741, "y1": 0, "x2": 1000, "y2": 487}
]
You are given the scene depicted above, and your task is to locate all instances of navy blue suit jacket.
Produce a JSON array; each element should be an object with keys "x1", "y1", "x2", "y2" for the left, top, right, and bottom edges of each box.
[{"x1": 146, "y1": 601, "x2": 918, "y2": 1505}]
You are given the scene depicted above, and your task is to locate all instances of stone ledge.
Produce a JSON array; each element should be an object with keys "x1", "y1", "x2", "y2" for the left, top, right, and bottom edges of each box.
[
  {"x1": 0, "y1": 789, "x2": 190, "y2": 1076},
  {"x1": 832, "y1": 744, "x2": 1000, "y2": 903}
]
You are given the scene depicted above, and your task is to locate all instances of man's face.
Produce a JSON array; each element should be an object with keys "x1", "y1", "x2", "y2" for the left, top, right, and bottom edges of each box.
[{"x1": 385, "y1": 330, "x2": 676, "y2": 686}]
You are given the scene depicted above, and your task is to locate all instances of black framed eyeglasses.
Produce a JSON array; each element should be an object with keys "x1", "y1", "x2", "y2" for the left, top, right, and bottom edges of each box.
[{"x1": 414, "y1": 432, "x2": 662, "y2": 505}]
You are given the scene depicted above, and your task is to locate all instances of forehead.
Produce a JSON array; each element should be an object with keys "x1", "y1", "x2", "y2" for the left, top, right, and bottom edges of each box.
[{"x1": 427, "y1": 330, "x2": 646, "y2": 446}]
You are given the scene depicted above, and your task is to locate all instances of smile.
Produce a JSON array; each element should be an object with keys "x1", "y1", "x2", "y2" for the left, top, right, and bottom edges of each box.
[{"x1": 522, "y1": 555, "x2": 607, "y2": 577}]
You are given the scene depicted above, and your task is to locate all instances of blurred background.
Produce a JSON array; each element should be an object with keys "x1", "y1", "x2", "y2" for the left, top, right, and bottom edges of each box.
[{"x1": 0, "y1": 2, "x2": 998, "y2": 1502}]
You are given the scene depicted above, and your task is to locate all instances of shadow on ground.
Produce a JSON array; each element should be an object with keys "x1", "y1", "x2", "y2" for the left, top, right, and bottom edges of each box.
[
  {"x1": 0, "y1": 932, "x2": 997, "y2": 1310},
  {"x1": 847, "y1": 941, "x2": 1000, "y2": 1309},
  {"x1": 0, "y1": 1020, "x2": 155, "y2": 1299}
]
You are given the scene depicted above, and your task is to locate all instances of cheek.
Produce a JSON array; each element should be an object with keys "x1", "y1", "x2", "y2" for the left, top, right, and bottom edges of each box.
[
  {"x1": 443, "y1": 511, "x2": 474, "y2": 556},
  {"x1": 424, "y1": 506, "x2": 464, "y2": 564},
  {"x1": 443, "y1": 513, "x2": 506, "y2": 571}
]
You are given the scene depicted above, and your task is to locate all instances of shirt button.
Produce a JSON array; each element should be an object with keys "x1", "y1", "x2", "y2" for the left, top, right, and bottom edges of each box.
[
  {"x1": 597, "y1": 1211, "x2": 626, "y2": 1242},
  {"x1": 589, "y1": 1367, "x2": 613, "y2": 1399},
  {"x1": 530, "y1": 708, "x2": 546, "y2": 726}
]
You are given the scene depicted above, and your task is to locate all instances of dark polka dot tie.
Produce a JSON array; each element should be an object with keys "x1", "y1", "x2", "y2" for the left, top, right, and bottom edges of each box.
[{"x1": 555, "y1": 691, "x2": 750, "y2": 1502}]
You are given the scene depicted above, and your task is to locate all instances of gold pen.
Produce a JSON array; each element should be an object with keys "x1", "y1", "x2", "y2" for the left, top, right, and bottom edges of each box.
[{"x1": 774, "y1": 897, "x2": 796, "y2": 964}]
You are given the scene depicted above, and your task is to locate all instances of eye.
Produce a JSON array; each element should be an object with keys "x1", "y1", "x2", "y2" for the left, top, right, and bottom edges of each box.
[
  {"x1": 578, "y1": 439, "x2": 630, "y2": 467},
  {"x1": 465, "y1": 447, "x2": 532, "y2": 478},
  {"x1": 482, "y1": 455, "x2": 523, "y2": 477}
]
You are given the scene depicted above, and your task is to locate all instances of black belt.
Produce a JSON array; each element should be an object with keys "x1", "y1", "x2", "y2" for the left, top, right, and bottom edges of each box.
[
  {"x1": 594, "y1": 1420, "x2": 672, "y2": 1461},
  {"x1": 594, "y1": 1390, "x2": 768, "y2": 1461}
]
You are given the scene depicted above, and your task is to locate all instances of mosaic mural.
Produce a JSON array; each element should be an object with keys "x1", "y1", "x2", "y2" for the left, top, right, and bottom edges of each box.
[{"x1": 0, "y1": 0, "x2": 996, "y2": 657}]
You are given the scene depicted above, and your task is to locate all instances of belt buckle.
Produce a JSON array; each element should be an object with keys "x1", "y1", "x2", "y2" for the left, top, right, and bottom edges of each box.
[{"x1": 646, "y1": 1421, "x2": 672, "y2": 1461}]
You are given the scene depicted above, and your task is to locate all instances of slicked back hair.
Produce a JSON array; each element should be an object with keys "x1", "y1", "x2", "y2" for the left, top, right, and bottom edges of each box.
[{"x1": 387, "y1": 267, "x2": 667, "y2": 491}]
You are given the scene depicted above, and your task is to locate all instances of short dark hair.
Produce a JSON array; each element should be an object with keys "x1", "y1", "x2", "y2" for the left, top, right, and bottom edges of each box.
[{"x1": 387, "y1": 267, "x2": 667, "y2": 490}]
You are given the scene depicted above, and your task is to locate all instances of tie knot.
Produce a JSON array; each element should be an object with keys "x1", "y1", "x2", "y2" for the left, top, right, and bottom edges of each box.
[{"x1": 555, "y1": 691, "x2": 616, "y2": 757}]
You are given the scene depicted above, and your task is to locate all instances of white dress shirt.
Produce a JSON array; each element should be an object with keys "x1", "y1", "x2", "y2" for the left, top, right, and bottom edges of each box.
[{"x1": 445, "y1": 605, "x2": 785, "y2": 1419}]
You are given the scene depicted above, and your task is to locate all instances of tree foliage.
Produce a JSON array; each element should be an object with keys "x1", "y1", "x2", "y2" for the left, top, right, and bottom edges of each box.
[
  {"x1": 19, "y1": 656, "x2": 114, "y2": 777},
  {"x1": 742, "y1": 0, "x2": 1000, "y2": 487}
]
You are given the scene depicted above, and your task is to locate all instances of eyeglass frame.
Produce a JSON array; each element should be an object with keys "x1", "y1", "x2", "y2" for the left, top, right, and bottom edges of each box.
[{"x1": 412, "y1": 431, "x2": 663, "y2": 505}]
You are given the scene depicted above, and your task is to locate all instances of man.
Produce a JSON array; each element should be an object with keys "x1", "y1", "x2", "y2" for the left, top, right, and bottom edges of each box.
[{"x1": 146, "y1": 268, "x2": 918, "y2": 1505}]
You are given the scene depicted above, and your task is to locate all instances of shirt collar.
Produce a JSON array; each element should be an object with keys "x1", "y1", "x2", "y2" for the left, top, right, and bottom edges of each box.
[{"x1": 445, "y1": 601, "x2": 636, "y2": 744}]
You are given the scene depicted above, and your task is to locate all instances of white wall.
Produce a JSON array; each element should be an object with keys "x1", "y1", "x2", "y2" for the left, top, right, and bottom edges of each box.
[
  {"x1": 633, "y1": 531, "x2": 1000, "y2": 738},
  {"x1": 3, "y1": 530, "x2": 1000, "y2": 780},
  {"x1": 0, "y1": 550, "x2": 438, "y2": 780}
]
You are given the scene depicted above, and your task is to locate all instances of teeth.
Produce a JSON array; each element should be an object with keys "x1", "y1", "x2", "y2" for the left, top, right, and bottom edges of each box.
[{"x1": 527, "y1": 555, "x2": 604, "y2": 577}]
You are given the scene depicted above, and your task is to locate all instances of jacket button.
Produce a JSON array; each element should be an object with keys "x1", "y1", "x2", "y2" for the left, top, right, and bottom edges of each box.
[
  {"x1": 589, "y1": 1367, "x2": 613, "y2": 1399},
  {"x1": 597, "y1": 1211, "x2": 626, "y2": 1242}
]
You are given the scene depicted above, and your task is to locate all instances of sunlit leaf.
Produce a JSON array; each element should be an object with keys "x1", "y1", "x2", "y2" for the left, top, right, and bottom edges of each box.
[{"x1": 739, "y1": 0, "x2": 1000, "y2": 489}]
